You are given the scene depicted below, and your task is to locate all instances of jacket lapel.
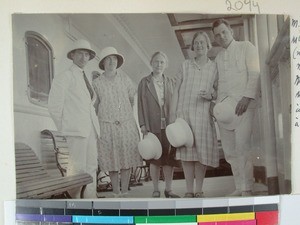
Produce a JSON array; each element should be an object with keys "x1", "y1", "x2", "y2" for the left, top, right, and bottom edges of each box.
[
  {"x1": 71, "y1": 65, "x2": 92, "y2": 100},
  {"x1": 163, "y1": 76, "x2": 173, "y2": 121},
  {"x1": 146, "y1": 74, "x2": 160, "y2": 105}
]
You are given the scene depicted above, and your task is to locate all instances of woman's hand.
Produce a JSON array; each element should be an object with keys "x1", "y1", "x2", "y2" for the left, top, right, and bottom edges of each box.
[
  {"x1": 140, "y1": 125, "x2": 148, "y2": 136},
  {"x1": 211, "y1": 89, "x2": 217, "y2": 100},
  {"x1": 199, "y1": 90, "x2": 212, "y2": 100}
]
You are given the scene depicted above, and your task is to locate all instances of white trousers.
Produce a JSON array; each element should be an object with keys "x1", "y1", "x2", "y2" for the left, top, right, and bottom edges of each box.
[
  {"x1": 66, "y1": 128, "x2": 98, "y2": 198},
  {"x1": 218, "y1": 109, "x2": 255, "y2": 191}
]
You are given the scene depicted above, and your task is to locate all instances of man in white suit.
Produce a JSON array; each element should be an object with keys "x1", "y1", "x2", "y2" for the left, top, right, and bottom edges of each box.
[
  {"x1": 212, "y1": 19, "x2": 260, "y2": 196},
  {"x1": 48, "y1": 39, "x2": 100, "y2": 198}
]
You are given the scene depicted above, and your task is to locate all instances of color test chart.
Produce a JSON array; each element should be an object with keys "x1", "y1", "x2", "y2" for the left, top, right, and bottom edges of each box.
[{"x1": 14, "y1": 195, "x2": 280, "y2": 225}]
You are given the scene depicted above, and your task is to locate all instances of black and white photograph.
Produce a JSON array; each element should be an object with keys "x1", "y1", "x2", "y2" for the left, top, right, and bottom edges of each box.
[{"x1": 12, "y1": 13, "x2": 291, "y2": 199}]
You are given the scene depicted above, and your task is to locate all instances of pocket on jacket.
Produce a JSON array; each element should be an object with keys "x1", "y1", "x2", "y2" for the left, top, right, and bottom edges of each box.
[{"x1": 235, "y1": 58, "x2": 246, "y2": 72}]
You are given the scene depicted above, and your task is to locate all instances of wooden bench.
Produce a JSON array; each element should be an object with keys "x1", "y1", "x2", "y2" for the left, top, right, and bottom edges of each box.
[
  {"x1": 15, "y1": 142, "x2": 92, "y2": 199},
  {"x1": 41, "y1": 129, "x2": 114, "y2": 194}
]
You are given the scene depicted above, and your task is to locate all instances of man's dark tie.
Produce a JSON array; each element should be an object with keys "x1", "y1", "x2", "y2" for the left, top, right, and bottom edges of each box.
[{"x1": 83, "y1": 71, "x2": 93, "y2": 99}]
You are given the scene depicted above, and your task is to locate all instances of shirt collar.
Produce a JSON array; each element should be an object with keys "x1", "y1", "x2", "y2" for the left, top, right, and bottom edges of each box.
[
  {"x1": 148, "y1": 72, "x2": 165, "y2": 82},
  {"x1": 225, "y1": 39, "x2": 236, "y2": 52},
  {"x1": 190, "y1": 57, "x2": 211, "y2": 68},
  {"x1": 71, "y1": 63, "x2": 84, "y2": 73},
  {"x1": 152, "y1": 72, "x2": 165, "y2": 78}
]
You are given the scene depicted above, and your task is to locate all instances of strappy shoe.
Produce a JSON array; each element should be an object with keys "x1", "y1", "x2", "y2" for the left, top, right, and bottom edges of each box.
[
  {"x1": 96, "y1": 193, "x2": 106, "y2": 198},
  {"x1": 110, "y1": 192, "x2": 121, "y2": 198},
  {"x1": 184, "y1": 192, "x2": 194, "y2": 198},
  {"x1": 194, "y1": 192, "x2": 204, "y2": 198},
  {"x1": 164, "y1": 190, "x2": 180, "y2": 198},
  {"x1": 152, "y1": 191, "x2": 161, "y2": 198},
  {"x1": 226, "y1": 190, "x2": 242, "y2": 197},
  {"x1": 241, "y1": 191, "x2": 253, "y2": 196}
]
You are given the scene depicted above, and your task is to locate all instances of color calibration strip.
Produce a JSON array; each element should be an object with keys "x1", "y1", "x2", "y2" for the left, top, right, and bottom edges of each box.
[
  {"x1": 15, "y1": 212, "x2": 278, "y2": 225},
  {"x1": 15, "y1": 196, "x2": 279, "y2": 225}
]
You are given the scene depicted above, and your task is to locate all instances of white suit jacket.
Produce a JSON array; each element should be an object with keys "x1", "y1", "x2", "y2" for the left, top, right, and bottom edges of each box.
[
  {"x1": 215, "y1": 40, "x2": 260, "y2": 108},
  {"x1": 48, "y1": 64, "x2": 100, "y2": 138}
]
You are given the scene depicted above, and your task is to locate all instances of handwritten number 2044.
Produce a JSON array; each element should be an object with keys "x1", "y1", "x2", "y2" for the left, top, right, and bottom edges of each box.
[{"x1": 226, "y1": 0, "x2": 260, "y2": 14}]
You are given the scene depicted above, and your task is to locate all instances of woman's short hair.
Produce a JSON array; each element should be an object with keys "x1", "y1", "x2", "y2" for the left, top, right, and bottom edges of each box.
[
  {"x1": 190, "y1": 31, "x2": 212, "y2": 51},
  {"x1": 150, "y1": 51, "x2": 169, "y2": 68},
  {"x1": 212, "y1": 18, "x2": 231, "y2": 32}
]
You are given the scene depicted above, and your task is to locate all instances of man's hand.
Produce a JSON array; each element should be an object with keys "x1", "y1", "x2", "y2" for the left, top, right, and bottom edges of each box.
[{"x1": 235, "y1": 97, "x2": 251, "y2": 116}]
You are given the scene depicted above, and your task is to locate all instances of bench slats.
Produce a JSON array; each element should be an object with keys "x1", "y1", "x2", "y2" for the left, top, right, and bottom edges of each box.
[
  {"x1": 16, "y1": 161, "x2": 46, "y2": 169},
  {"x1": 41, "y1": 140, "x2": 69, "y2": 149},
  {"x1": 17, "y1": 176, "x2": 50, "y2": 184},
  {"x1": 15, "y1": 151, "x2": 37, "y2": 157},
  {"x1": 16, "y1": 171, "x2": 47, "y2": 180},
  {"x1": 17, "y1": 174, "x2": 92, "y2": 193},
  {"x1": 17, "y1": 176, "x2": 92, "y2": 199},
  {"x1": 17, "y1": 168, "x2": 44, "y2": 175},
  {"x1": 15, "y1": 158, "x2": 41, "y2": 166},
  {"x1": 15, "y1": 142, "x2": 32, "y2": 150}
]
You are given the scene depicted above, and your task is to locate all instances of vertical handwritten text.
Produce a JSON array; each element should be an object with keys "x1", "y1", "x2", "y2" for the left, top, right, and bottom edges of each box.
[{"x1": 292, "y1": 18, "x2": 300, "y2": 127}]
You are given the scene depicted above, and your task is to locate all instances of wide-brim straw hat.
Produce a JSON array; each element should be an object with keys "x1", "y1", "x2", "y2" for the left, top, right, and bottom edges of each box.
[
  {"x1": 213, "y1": 97, "x2": 242, "y2": 130},
  {"x1": 138, "y1": 133, "x2": 162, "y2": 160},
  {"x1": 98, "y1": 47, "x2": 124, "y2": 70},
  {"x1": 166, "y1": 118, "x2": 194, "y2": 148},
  {"x1": 67, "y1": 39, "x2": 96, "y2": 60}
]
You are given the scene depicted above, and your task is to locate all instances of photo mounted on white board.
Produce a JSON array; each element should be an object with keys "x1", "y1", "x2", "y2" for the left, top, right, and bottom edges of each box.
[{"x1": 12, "y1": 13, "x2": 291, "y2": 199}]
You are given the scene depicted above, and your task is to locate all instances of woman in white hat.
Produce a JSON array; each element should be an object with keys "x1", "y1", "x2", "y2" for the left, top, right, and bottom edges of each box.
[
  {"x1": 169, "y1": 31, "x2": 219, "y2": 198},
  {"x1": 138, "y1": 51, "x2": 180, "y2": 198},
  {"x1": 93, "y1": 47, "x2": 142, "y2": 197}
]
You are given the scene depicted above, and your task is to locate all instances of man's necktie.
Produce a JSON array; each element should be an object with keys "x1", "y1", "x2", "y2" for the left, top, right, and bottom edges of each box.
[{"x1": 83, "y1": 71, "x2": 94, "y2": 99}]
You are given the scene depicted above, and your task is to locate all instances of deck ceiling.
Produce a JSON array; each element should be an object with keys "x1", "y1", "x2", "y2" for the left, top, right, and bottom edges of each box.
[{"x1": 68, "y1": 13, "x2": 247, "y2": 82}]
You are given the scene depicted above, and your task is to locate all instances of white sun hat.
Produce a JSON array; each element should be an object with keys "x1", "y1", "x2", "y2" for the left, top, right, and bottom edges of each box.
[
  {"x1": 98, "y1": 47, "x2": 124, "y2": 70},
  {"x1": 213, "y1": 97, "x2": 242, "y2": 130},
  {"x1": 67, "y1": 39, "x2": 96, "y2": 60},
  {"x1": 138, "y1": 133, "x2": 162, "y2": 160},
  {"x1": 166, "y1": 118, "x2": 194, "y2": 148}
]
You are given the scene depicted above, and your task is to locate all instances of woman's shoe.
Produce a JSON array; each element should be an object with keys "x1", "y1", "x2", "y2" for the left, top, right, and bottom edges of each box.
[
  {"x1": 152, "y1": 191, "x2": 161, "y2": 198},
  {"x1": 194, "y1": 192, "x2": 204, "y2": 198},
  {"x1": 96, "y1": 192, "x2": 106, "y2": 198},
  {"x1": 109, "y1": 192, "x2": 121, "y2": 198},
  {"x1": 164, "y1": 190, "x2": 180, "y2": 198},
  {"x1": 119, "y1": 192, "x2": 129, "y2": 198},
  {"x1": 226, "y1": 190, "x2": 242, "y2": 197},
  {"x1": 184, "y1": 192, "x2": 194, "y2": 198}
]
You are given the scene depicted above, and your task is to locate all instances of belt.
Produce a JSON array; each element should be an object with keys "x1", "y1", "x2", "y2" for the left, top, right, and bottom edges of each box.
[{"x1": 99, "y1": 118, "x2": 131, "y2": 125}]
